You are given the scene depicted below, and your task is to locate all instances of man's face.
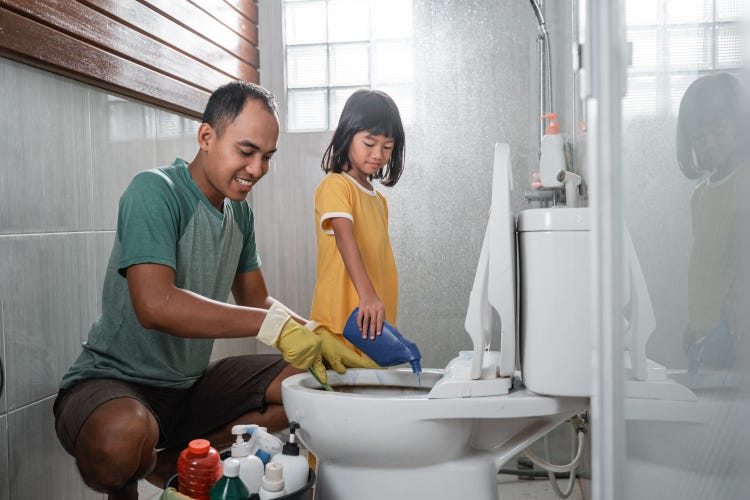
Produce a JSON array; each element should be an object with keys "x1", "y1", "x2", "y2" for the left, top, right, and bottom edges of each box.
[{"x1": 196, "y1": 99, "x2": 280, "y2": 209}]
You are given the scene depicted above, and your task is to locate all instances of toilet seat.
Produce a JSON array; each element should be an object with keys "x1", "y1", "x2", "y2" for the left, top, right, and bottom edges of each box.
[{"x1": 286, "y1": 368, "x2": 586, "y2": 419}]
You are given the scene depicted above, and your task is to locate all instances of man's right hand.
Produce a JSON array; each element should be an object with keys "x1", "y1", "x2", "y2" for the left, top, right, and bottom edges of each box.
[
  {"x1": 257, "y1": 302, "x2": 327, "y2": 383},
  {"x1": 276, "y1": 322, "x2": 325, "y2": 378}
]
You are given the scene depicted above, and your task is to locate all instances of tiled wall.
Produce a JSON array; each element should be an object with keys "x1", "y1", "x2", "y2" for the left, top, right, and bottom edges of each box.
[{"x1": 0, "y1": 57, "x2": 256, "y2": 499}]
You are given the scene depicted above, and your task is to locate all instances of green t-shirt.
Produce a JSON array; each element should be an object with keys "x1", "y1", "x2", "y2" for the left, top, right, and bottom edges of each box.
[{"x1": 61, "y1": 158, "x2": 260, "y2": 389}]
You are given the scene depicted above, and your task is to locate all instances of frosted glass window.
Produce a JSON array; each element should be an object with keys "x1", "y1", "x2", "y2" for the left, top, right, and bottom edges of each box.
[
  {"x1": 624, "y1": 0, "x2": 742, "y2": 120},
  {"x1": 372, "y1": 41, "x2": 414, "y2": 84},
  {"x1": 623, "y1": 76, "x2": 658, "y2": 117},
  {"x1": 284, "y1": 1, "x2": 327, "y2": 45},
  {"x1": 287, "y1": 45, "x2": 328, "y2": 88},
  {"x1": 329, "y1": 87, "x2": 365, "y2": 127},
  {"x1": 717, "y1": 25, "x2": 743, "y2": 67},
  {"x1": 375, "y1": 84, "x2": 414, "y2": 125},
  {"x1": 288, "y1": 89, "x2": 328, "y2": 131},
  {"x1": 628, "y1": 29, "x2": 660, "y2": 70},
  {"x1": 328, "y1": 0, "x2": 369, "y2": 42},
  {"x1": 667, "y1": 27, "x2": 712, "y2": 70},
  {"x1": 717, "y1": 0, "x2": 740, "y2": 20},
  {"x1": 284, "y1": 0, "x2": 414, "y2": 132},
  {"x1": 328, "y1": 44, "x2": 370, "y2": 86},
  {"x1": 372, "y1": 0, "x2": 413, "y2": 39},
  {"x1": 625, "y1": 0, "x2": 659, "y2": 25},
  {"x1": 666, "y1": 0, "x2": 712, "y2": 23}
]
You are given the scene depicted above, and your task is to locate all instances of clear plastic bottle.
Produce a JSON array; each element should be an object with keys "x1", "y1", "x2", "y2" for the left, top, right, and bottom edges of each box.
[
  {"x1": 343, "y1": 307, "x2": 422, "y2": 373},
  {"x1": 258, "y1": 462, "x2": 287, "y2": 499},
  {"x1": 177, "y1": 438, "x2": 223, "y2": 500},
  {"x1": 269, "y1": 421, "x2": 308, "y2": 493},
  {"x1": 210, "y1": 457, "x2": 250, "y2": 500}
]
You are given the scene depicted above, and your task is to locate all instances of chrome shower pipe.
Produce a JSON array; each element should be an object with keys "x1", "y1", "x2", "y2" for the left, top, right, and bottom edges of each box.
[{"x1": 529, "y1": 0, "x2": 553, "y2": 155}]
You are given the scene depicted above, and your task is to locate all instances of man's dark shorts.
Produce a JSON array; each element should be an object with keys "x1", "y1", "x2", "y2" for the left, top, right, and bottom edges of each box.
[{"x1": 53, "y1": 354, "x2": 286, "y2": 456}]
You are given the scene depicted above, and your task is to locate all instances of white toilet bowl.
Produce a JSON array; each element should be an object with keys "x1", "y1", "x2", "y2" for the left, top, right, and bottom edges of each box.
[{"x1": 282, "y1": 368, "x2": 587, "y2": 500}]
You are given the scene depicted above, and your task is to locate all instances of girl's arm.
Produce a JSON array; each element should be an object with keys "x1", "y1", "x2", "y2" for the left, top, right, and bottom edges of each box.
[{"x1": 330, "y1": 216, "x2": 384, "y2": 339}]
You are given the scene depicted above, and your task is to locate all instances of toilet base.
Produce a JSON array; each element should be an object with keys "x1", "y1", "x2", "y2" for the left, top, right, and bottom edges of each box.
[{"x1": 314, "y1": 453, "x2": 501, "y2": 500}]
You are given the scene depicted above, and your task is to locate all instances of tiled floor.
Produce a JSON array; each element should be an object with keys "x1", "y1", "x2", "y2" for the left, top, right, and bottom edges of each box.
[
  {"x1": 138, "y1": 479, "x2": 164, "y2": 500},
  {"x1": 138, "y1": 472, "x2": 588, "y2": 500},
  {"x1": 497, "y1": 474, "x2": 587, "y2": 499}
]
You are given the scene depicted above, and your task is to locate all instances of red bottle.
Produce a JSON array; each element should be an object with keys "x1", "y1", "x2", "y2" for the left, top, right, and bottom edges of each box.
[{"x1": 177, "y1": 439, "x2": 223, "y2": 500}]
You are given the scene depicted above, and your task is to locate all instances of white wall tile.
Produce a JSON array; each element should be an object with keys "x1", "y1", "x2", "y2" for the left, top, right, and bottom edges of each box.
[
  {"x1": 8, "y1": 398, "x2": 103, "y2": 499},
  {"x1": 0, "y1": 234, "x2": 97, "y2": 409},
  {"x1": 0, "y1": 59, "x2": 94, "y2": 234}
]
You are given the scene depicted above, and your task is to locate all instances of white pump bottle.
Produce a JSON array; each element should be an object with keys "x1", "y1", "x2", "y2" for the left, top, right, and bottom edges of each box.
[
  {"x1": 227, "y1": 424, "x2": 264, "y2": 494},
  {"x1": 269, "y1": 421, "x2": 308, "y2": 493},
  {"x1": 538, "y1": 113, "x2": 565, "y2": 188}
]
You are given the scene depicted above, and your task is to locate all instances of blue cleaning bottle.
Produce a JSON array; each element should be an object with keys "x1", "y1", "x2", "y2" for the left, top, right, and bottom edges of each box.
[{"x1": 343, "y1": 307, "x2": 422, "y2": 373}]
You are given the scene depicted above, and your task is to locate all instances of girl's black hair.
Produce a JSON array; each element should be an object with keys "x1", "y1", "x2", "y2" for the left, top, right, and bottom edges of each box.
[
  {"x1": 202, "y1": 81, "x2": 278, "y2": 138},
  {"x1": 321, "y1": 89, "x2": 405, "y2": 187},
  {"x1": 676, "y1": 73, "x2": 745, "y2": 179}
]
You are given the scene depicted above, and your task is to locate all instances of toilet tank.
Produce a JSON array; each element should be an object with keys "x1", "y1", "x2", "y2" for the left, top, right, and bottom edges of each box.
[{"x1": 518, "y1": 208, "x2": 592, "y2": 397}]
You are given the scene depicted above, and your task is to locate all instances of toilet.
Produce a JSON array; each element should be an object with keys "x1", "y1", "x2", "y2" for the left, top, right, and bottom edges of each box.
[{"x1": 282, "y1": 143, "x2": 591, "y2": 500}]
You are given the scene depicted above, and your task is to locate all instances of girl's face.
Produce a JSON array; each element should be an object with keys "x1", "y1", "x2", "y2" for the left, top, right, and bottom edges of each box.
[
  {"x1": 346, "y1": 131, "x2": 394, "y2": 187},
  {"x1": 690, "y1": 117, "x2": 738, "y2": 171}
]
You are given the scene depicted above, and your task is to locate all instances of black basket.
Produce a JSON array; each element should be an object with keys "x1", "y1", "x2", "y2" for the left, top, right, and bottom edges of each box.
[{"x1": 166, "y1": 451, "x2": 315, "y2": 500}]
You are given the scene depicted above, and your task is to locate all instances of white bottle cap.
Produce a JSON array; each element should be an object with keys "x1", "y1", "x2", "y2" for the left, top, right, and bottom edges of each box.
[
  {"x1": 262, "y1": 462, "x2": 285, "y2": 492},
  {"x1": 224, "y1": 458, "x2": 241, "y2": 477}
]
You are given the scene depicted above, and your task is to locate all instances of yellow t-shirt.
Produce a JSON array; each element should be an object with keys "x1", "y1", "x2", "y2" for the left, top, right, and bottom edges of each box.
[
  {"x1": 311, "y1": 173, "x2": 399, "y2": 334},
  {"x1": 688, "y1": 172, "x2": 738, "y2": 333}
]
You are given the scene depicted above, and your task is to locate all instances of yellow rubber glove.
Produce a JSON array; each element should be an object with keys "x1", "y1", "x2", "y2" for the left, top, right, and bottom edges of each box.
[
  {"x1": 306, "y1": 322, "x2": 381, "y2": 374},
  {"x1": 258, "y1": 302, "x2": 327, "y2": 383}
]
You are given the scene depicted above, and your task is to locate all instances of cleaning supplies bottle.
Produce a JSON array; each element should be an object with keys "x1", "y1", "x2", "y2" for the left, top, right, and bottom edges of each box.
[
  {"x1": 227, "y1": 425, "x2": 264, "y2": 493},
  {"x1": 177, "y1": 439, "x2": 223, "y2": 500},
  {"x1": 209, "y1": 458, "x2": 250, "y2": 500},
  {"x1": 246, "y1": 425, "x2": 283, "y2": 465},
  {"x1": 269, "y1": 421, "x2": 308, "y2": 493},
  {"x1": 343, "y1": 307, "x2": 422, "y2": 373},
  {"x1": 539, "y1": 113, "x2": 565, "y2": 188},
  {"x1": 258, "y1": 462, "x2": 287, "y2": 499}
]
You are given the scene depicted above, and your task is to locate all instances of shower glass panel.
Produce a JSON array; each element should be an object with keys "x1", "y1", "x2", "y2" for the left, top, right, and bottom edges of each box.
[{"x1": 613, "y1": 0, "x2": 749, "y2": 498}]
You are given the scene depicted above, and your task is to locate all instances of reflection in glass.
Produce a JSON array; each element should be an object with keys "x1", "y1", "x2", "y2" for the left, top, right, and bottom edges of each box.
[{"x1": 621, "y1": 1, "x2": 746, "y2": 498}]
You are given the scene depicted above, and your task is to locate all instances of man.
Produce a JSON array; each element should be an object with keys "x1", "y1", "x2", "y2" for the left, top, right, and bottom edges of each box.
[{"x1": 53, "y1": 81, "x2": 369, "y2": 499}]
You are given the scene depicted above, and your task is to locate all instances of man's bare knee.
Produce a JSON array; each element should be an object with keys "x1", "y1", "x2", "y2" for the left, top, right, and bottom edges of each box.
[{"x1": 75, "y1": 398, "x2": 159, "y2": 493}]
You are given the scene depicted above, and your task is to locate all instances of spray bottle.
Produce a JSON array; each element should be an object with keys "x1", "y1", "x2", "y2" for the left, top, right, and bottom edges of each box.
[
  {"x1": 343, "y1": 307, "x2": 422, "y2": 374},
  {"x1": 226, "y1": 425, "x2": 264, "y2": 493},
  {"x1": 246, "y1": 425, "x2": 283, "y2": 465},
  {"x1": 269, "y1": 421, "x2": 308, "y2": 493},
  {"x1": 539, "y1": 113, "x2": 565, "y2": 188}
]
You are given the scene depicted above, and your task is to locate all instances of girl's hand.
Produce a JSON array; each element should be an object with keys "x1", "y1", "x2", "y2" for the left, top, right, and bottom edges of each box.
[{"x1": 357, "y1": 296, "x2": 385, "y2": 340}]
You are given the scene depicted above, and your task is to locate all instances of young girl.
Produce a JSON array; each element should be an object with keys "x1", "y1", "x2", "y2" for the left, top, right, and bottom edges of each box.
[
  {"x1": 676, "y1": 73, "x2": 746, "y2": 364},
  {"x1": 310, "y1": 89, "x2": 406, "y2": 363}
]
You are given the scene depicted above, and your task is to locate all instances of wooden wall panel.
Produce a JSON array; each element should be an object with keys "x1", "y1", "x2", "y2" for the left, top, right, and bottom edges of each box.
[{"x1": 0, "y1": 0, "x2": 260, "y2": 118}]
